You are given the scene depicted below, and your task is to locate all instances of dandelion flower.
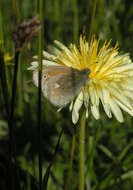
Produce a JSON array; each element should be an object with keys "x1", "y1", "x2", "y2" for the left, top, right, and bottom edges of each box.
[{"x1": 29, "y1": 35, "x2": 133, "y2": 124}]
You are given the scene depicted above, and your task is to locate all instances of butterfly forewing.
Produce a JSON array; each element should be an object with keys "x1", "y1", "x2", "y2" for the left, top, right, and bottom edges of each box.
[{"x1": 33, "y1": 65, "x2": 70, "y2": 87}]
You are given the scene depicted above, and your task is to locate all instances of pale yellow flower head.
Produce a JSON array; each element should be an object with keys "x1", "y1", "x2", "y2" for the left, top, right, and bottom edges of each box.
[{"x1": 29, "y1": 35, "x2": 133, "y2": 124}]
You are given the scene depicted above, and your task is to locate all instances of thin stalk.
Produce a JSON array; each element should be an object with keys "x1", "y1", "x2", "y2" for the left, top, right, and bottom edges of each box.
[
  {"x1": 0, "y1": 7, "x2": 12, "y2": 97},
  {"x1": 12, "y1": 0, "x2": 20, "y2": 25},
  {"x1": 87, "y1": 122, "x2": 101, "y2": 185},
  {"x1": 0, "y1": 8, "x2": 4, "y2": 52},
  {"x1": 17, "y1": 53, "x2": 24, "y2": 115},
  {"x1": 42, "y1": 129, "x2": 63, "y2": 190},
  {"x1": 34, "y1": 0, "x2": 38, "y2": 15},
  {"x1": 8, "y1": 50, "x2": 20, "y2": 190},
  {"x1": 66, "y1": 130, "x2": 76, "y2": 190},
  {"x1": 78, "y1": 110, "x2": 86, "y2": 190},
  {"x1": 8, "y1": 1, "x2": 20, "y2": 188},
  {"x1": 73, "y1": 0, "x2": 79, "y2": 44},
  {"x1": 89, "y1": 0, "x2": 97, "y2": 43},
  {"x1": 38, "y1": 0, "x2": 44, "y2": 189},
  {"x1": 0, "y1": 9, "x2": 10, "y2": 117},
  {"x1": 0, "y1": 51, "x2": 10, "y2": 118},
  {"x1": 54, "y1": 0, "x2": 61, "y2": 40}
]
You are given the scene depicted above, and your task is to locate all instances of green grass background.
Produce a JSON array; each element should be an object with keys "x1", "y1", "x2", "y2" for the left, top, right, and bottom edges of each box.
[{"x1": 0, "y1": 0, "x2": 133, "y2": 189}]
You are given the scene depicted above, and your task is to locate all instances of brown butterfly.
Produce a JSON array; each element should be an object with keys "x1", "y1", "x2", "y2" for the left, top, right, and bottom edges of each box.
[{"x1": 33, "y1": 65, "x2": 90, "y2": 107}]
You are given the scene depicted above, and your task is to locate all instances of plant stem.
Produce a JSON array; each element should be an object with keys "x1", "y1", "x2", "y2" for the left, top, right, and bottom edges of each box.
[
  {"x1": 8, "y1": 50, "x2": 20, "y2": 190},
  {"x1": 73, "y1": 0, "x2": 79, "y2": 44},
  {"x1": 0, "y1": 51, "x2": 10, "y2": 117},
  {"x1": 42, "y1": 129, "x2": 63, "y2": 190},
  {"x1": 38, "y1": 0, "x2": 43, "y2": 189},
  {"x1": 12, "y1": 0, "x2": 20, "y2": 25},
  {"x1": 66, "y1": 129, "x2": 76, "y2": 190},
  {"x1": 54, "y1": 0, "x2": 62, "y2": 40},
  {"x1": 89, "y1": 0, "x2": 97, "y2": 43},
  {"x1": 79, "y1": 110, "x2": 86, "y2": 190},
  {"x1": 0, "y1": 10, "x2": 10, "y2": 116}
]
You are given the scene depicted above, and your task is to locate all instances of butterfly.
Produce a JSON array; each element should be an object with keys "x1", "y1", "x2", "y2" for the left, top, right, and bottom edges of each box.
[{"x1": 32, "y1": 65, "x2": 90, "y2": 107}]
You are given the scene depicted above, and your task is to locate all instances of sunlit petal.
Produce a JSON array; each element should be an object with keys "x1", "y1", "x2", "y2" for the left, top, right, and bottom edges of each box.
[
  {"x1": 109, "y1": 98, "x2": 124, "y2": 122},
  {"x1": 91, "y1": 104, "x2": 100, "y2": 120},
  {"x1": 72, "y1": 92, "x2": 83, "y2": 124}
]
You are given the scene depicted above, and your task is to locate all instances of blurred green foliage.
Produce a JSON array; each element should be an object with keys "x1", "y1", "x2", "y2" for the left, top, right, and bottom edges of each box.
[{"x1": 0, "y1": 0, "x2": 133, "y2": 189}]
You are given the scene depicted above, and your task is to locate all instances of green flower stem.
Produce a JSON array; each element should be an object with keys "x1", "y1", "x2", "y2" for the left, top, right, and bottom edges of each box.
[
  {"x1": 38, "y1": 0, "x2": 43, "y2": 189},
  {"x1": 79, "y1": 110, "x2": 86, "y2": 190},
  {"x1": 66, "y1": 130, "x2": 76, "y2": 190}
]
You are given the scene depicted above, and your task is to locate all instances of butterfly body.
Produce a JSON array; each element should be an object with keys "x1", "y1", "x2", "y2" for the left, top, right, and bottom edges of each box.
[{"x1": 33, "y1": 65, "x2": 90, "y2": 107}]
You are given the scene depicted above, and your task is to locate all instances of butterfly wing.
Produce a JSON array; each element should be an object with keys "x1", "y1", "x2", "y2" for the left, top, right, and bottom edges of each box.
[
  {"x1": 41, "y1": 66, "x2": 89, "y2": 107},
  {"x1": 33, "y1": 65, "x2": 70, "y2": 87}
]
